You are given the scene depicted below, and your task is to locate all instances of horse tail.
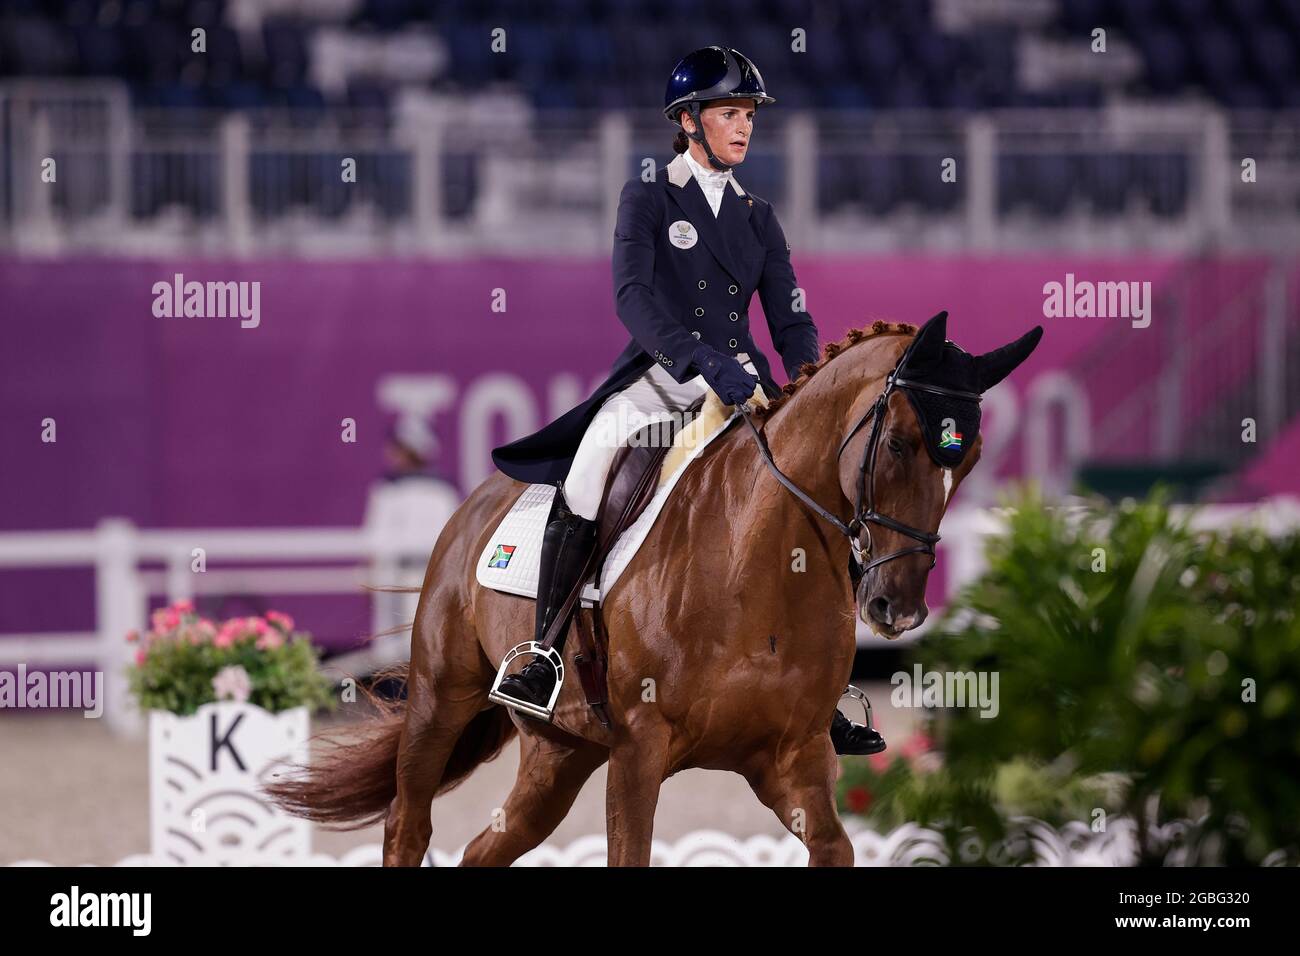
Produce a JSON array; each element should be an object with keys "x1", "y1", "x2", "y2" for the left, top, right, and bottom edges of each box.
[{"x1": 264, "y1": 663, "x2": 517, "y2": 829}]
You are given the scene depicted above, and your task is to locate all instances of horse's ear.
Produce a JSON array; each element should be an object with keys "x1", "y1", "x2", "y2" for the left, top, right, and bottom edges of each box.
[
  {"x1": 974, "y1": 325, "x2": 1043, "y2": 393},
  {"x1": 905, "y1": 310, "x2": 948, "y2": 367}
]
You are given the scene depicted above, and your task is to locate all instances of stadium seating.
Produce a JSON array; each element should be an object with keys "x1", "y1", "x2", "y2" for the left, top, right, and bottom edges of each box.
[{"x1": 1, "y1": 0, "x2": 1296, "y2": 218}]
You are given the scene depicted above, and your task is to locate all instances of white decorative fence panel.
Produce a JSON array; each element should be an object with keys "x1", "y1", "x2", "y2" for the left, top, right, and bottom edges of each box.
[
  {"x1": 149, "y1": 702, "x2": 311, "y2": 865},
  {"x1": 10, "y1": 818, "x2": 1249, "y2": 867}
]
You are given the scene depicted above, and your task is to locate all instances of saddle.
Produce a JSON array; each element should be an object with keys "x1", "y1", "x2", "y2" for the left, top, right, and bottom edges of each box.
[{"x1": 562, "y1": 396, "x2": 705, "y2": 727}]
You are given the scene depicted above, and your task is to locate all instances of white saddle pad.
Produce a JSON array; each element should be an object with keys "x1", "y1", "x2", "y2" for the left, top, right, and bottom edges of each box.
[{"x1": 475, "y1": 402, "x2": 746, "y2": 604}]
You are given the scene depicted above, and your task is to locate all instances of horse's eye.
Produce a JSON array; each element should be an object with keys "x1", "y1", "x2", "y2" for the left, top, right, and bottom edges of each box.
[{"x1": 887, "y1": 436, "x2": 905, "y2": 458}]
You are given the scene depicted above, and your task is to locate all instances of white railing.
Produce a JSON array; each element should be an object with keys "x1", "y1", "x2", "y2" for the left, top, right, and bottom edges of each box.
[
  {"x1": 0, "y1": 506, "x2": 994, "y2": 736},
  {"x1": 869, "y1": 495, "x2": 1300, "y2": 643},
  {"x1": 4, "y1": 81, "x2": 1299, "y2": 255},
  {"x1": 932, "y1": 496, "x2": 1300, "y2": 602},
  {"x1": 0, "y1": 518, "x2": 431, "y2": 736},
  {"x1": 3, "y1": 498, "x2": 1297, "y2": 734}
]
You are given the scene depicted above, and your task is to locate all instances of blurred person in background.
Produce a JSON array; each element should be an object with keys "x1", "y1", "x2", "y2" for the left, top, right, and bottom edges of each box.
[{"x1": 360, "y1": 417, "x2": 460, "y2": 671}]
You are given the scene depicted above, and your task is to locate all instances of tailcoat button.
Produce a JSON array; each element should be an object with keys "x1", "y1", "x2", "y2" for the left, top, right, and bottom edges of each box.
[
  {"x1": 728, "y1": 284, "x2": 738, "y2": 294},
  {"x1": 728, "y1": 338, "x2": 738, "y2": 348},
  {"x1": 694, "y1": 307, "x2": 704, "y2": 316},
  {"x1": 698, "y1": 280, "x2": 707, "y2": 290}
]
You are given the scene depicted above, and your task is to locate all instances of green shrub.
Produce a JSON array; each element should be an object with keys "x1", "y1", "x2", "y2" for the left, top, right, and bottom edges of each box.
[{"x1": 838, "y1": 490, "x2": 1300, "y2": 865}]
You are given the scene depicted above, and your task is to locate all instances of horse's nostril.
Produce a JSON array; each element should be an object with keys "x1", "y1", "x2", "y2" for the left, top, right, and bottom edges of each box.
[{"x1": 868, "y1": 597, "x2": 893, "y2": 626}]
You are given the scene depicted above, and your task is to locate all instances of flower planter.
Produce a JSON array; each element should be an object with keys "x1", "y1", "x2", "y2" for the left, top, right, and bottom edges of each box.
[{"x1": 149, "y1": 701, "x2": 310, "y2": 865}]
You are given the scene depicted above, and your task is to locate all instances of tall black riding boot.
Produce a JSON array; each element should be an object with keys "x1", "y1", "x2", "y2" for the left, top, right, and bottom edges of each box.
[{"x1": 492, "y1": 493, "x2": 599, "y2": 718}]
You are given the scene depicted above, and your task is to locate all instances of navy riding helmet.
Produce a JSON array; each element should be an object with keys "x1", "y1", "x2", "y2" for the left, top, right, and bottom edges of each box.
[{"x1": 664, "y1": 46, "x2": 774, "y2": 171}]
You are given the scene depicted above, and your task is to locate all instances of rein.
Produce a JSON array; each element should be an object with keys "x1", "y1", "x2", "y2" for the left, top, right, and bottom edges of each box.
[{"x1": 739, "y1": 362, "x2": 981, "y2": 588}]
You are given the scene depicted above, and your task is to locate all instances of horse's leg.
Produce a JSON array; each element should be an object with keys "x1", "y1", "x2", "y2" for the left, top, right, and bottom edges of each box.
[
  {"x1": 383, "y1": 594, "x2": 492, "y2": 867},
  {"x1": 459, "y1": 734, "x2": 607, "y2": 866},
  {"x1": 746, "y1": 737, "x2": 855, "y2": 867},
  {"x1": 605, "y1": 729, "x2": 671, "y2": 867},
  {"x1": 383, "y1": 692, "x2": 486, "y2": 866}
]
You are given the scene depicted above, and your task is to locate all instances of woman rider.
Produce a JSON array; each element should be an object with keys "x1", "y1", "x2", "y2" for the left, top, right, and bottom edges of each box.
[{"x1": 490, "y1": 46, "x2": 885, "y2": 755}]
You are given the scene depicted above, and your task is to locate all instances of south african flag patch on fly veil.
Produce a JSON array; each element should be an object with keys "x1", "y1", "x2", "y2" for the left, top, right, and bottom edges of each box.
[
  {"x1": 487, "y1": 544, "x2": 516, "y2": 569},
  {"x1": 939, "y1": 428, "x2": 962, "y2": 450}
]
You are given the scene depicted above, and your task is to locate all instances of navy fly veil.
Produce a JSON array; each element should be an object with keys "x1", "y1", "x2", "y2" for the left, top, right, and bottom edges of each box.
[
  {"x1": 894, "y1": 312, "x2": 1044, "y2": 469},
  {"x1": 894, "y1": 338, "x2": 983, "y2": 469}
]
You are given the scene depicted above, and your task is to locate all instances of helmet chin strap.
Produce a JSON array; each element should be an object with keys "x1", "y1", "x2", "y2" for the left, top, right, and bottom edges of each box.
[{"x1": 685, "y1": 102, "x2": 734, "y2": 171}]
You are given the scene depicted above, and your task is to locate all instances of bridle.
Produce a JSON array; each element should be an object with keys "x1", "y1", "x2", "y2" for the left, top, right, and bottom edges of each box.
[{"x1": 739, "y1": 357, "x2": 981, "y2": 590}]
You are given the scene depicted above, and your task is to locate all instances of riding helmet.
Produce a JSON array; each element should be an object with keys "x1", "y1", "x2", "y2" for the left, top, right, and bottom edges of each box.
[{"x1": 663, "y1": 46, "x2": 774, "y2": 124}]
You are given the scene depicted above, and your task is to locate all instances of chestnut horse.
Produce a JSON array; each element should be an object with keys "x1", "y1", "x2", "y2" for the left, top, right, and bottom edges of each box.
[{"x1": 268, "y1": 314, "x2": 1040, "y2": 865}]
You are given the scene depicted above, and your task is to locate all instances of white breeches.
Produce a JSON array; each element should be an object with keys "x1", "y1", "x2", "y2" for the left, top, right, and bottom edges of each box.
[{"x1": 563, "y1": 352, "x2": 757, "y2": 521}]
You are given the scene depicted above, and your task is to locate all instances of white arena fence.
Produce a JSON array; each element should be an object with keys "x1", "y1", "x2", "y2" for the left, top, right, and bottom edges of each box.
[
  {"x1": 9, "y1": 818, "x2": 1291, "y2": 867},
  {"x1": 1, "y1": 499, "x2": 1297, "y2": 737},
  {"x1": 0, "y1": 519, "x2": 429, "y2": 735}
]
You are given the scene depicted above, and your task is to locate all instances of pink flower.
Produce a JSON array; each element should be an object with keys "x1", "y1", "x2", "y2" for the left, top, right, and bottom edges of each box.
[
  {"x1": 212, "y1": 665, "x2": 252, "y2": 703},
  {"x1": 266, "y1": 610, "x2": 294, "y2": 632},
  {"x1": 135, "y1": 648, "x2": 147, "y2": 666},
  {"x1": 213, "y1": 621, "x2": 242, "y2": 648},
  {"x1": 256, "y1": 630, "x2": 284, "y2": 651},
  {"x1": 150, "y1": 607, "x2": 180, "y2": 634},
  {"x1": 901, "y1": 733, "x2": 933, "y2": 760},
  {"x1": 125, "y1": 629, "x2": 139, "y2": 644},
  {"x1": 172, "y1": 598, "x2": 195, "y2": 614}
]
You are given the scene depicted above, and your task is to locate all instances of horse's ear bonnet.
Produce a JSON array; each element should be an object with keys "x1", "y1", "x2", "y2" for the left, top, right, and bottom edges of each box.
[{"x1": 895, "y1": 311, "x2": 1043, "y2": 468}]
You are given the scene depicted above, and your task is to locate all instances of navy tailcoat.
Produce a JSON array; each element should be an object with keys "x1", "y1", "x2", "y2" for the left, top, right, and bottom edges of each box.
[{"x1": 491, "y1": 151, "x2": 821, "y2": 485}]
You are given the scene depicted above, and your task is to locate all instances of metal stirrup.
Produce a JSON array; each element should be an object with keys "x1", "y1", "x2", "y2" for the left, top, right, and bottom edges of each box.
[
  {"x1": 489, "y1": 643, "x2": 565, "y2": 722},
  {"x1": 839, "y1": 685, "x2": 877, "y2": 733}
]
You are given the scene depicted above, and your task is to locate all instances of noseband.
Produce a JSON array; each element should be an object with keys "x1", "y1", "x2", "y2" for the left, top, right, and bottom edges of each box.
[{"x1": 740, "y1": 360, "x2": 981, "y2": 589}]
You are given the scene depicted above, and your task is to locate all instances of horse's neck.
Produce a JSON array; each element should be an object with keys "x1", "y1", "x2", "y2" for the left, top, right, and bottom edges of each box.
[{"x1": 754, "y1": 337, "x2": 905, "y2": 498}]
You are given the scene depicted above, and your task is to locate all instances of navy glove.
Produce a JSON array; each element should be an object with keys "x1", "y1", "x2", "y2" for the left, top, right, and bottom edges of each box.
[{"x1": 692, "y1": 344, "x2": 760, "y2": 407}]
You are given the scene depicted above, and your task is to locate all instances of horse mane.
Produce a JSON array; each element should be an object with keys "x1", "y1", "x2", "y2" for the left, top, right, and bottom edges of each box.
[{"x1": 753, "y1": 320, "x2": 917, "y2": 421}]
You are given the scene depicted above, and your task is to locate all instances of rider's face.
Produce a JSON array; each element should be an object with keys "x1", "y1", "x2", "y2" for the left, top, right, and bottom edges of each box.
[{"x1": 682, "y1": 98, "x2": 755, "y2": 167}]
